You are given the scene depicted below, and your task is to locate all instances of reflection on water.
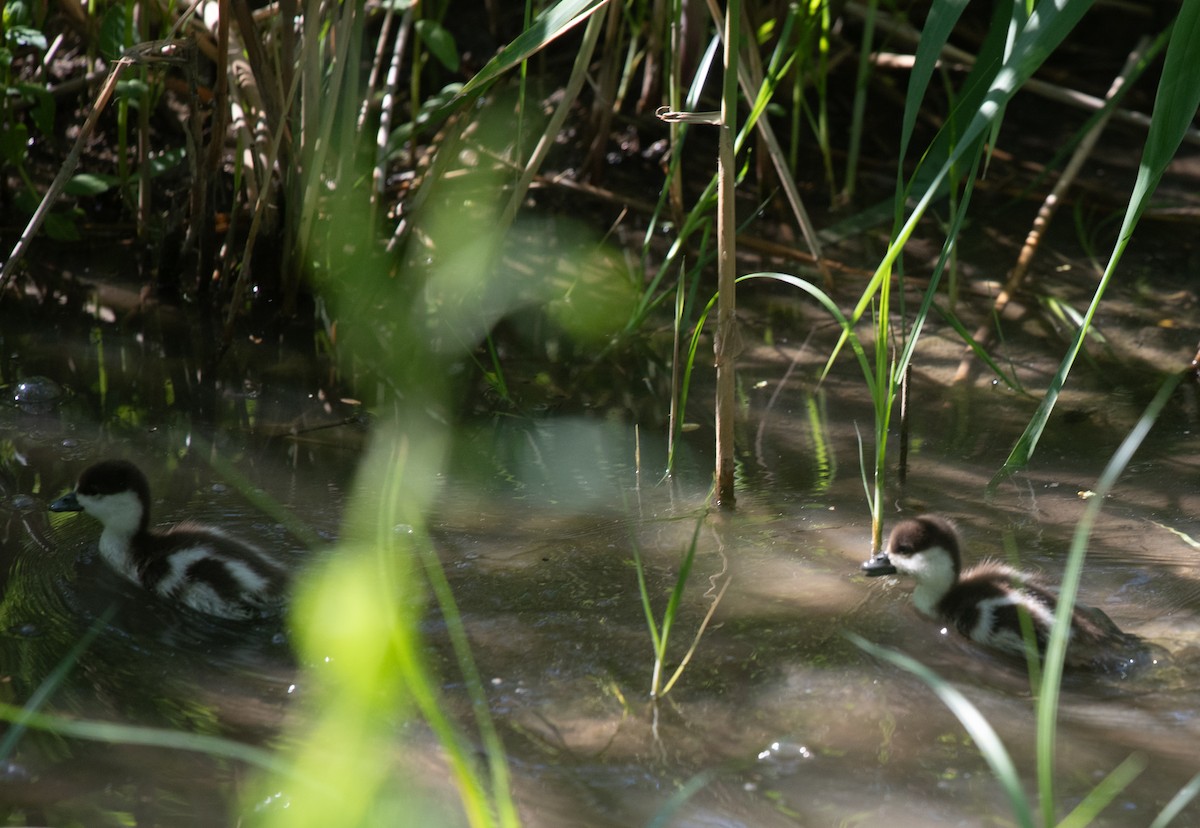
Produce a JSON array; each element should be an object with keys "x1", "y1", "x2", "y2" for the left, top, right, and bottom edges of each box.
[{"x1": 431, "y1": 426, "x2": 1200, "y2": 827}]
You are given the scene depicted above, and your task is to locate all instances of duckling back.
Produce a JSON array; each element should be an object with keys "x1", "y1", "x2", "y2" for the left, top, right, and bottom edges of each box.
[{"x1": 137, "y1": 522, "x2": 288, "y2": 620}]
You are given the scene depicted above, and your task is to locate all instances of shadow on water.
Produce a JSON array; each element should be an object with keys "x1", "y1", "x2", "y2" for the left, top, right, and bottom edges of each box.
[{"x1": 4, "y1": 236, "x2": 1200, "y2": 827}]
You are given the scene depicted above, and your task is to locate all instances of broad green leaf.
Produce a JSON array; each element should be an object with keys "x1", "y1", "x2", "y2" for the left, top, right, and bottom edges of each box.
[
  {"x1": 65, "y1": 174, "x2": 115, "y2": 196},
  {"x1": 2, "y1": 1, "x2": 31, "y2": 29},
  {"x1": 6, "y1": 25, "x2": 46, "y2": 51},
  {"x1": 414, "y1": 19, "x2": 459, "y2": 72},
  {"x1": 0, "y1": 123, "x2": 28, "y2": 165},
  {"x1": 98, "y1": 6, "x2": 131, "y2": 61},
  {"x1": 16, "y1": 83, "x2": 53, "y2": 135},
  {"x1": 44, "y1": 211, "x2": 81, "y2": 242}
]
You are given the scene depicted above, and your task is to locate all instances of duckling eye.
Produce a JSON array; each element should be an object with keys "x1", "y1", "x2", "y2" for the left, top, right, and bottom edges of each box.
[{"x1": 896, "y1": 543, "x2": 913, "y2": 554}]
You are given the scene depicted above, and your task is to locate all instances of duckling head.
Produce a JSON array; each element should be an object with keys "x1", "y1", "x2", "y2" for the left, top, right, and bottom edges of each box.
[
  {"x1": 863, "y1": 514, "x2": 962, "y2": 616},
  {"x1": 50, "y1": 459, "x2": 151, "y2": 541}
]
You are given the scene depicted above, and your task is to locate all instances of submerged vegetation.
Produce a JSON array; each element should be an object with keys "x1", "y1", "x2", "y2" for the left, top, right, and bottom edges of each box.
[{"x1": 1, "y1": 0, "x2": 1199, "y2": 825}]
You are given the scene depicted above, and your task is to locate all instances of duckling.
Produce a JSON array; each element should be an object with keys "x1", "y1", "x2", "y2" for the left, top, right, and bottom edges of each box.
[
  {"x1": 49, "y1": 459, "x2": 286, "y2": 621},
  {"x1": 861, "y1": 514, "x2": 1145, "y2": 673}
]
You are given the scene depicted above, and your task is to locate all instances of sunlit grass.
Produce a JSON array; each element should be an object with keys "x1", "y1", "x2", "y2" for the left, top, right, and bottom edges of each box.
[{"x1": 630, "y1": 515, "x2": 729, "y2": 700}]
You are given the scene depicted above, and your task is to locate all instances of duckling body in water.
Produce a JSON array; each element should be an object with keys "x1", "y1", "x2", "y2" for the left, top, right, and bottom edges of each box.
[
  {"x1": 862, "y1": 515, "x2": 1151, "y2": 674},
  {"x1": 50, "y1": 460, "x2": 287, "y2": 621}
]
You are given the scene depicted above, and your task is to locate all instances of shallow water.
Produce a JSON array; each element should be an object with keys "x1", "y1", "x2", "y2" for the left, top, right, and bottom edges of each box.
[{"x1": 3, "y1": 231, "x2": 1200, "y2": 827}]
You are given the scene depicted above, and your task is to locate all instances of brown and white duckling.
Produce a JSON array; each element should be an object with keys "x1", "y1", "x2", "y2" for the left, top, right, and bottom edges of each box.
[
  {"x1": 49, "y1": 460, "x2": 287, "y2": 621},
  {"x1": 861, "y1": 514, "x2": 1145, "y2": 673}
]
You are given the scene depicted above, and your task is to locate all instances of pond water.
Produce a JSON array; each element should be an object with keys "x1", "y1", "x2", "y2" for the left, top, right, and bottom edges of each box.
[{"x1": 3, "y1": 226, "x2": 1200, "y2": 827}]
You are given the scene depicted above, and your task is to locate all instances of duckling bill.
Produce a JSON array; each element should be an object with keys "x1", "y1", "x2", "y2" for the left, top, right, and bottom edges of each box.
[
  {"x1": 862, "y1": 514, "x2": 1148, "y2": 674},
  {"x1": 50, "y1": 459, "x2": 287, "y2": 621}
]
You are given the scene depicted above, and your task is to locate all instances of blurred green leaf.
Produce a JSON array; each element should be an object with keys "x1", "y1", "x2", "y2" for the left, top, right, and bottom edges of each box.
[
  {"x1": 65, "y1": 174, "x2": 115, "y2": 196},
  {"x1": 17, "y1": 82, "x2": 53, "y2": 135},
  {"x1": 384, "y1": 82, "x2": 462, "y2": 154},
  {"x1": 146, "y1": 146, "x2": 186, "y2": 176},
  {"x1": 414, "y1": 19, "x2": 459, "y2": 72},
  {"x1": 98, "y1": 6, "x2": 130, "y2": 61},
  {"x1": 61, "y1": 151, "x2": 183, "y2": 199},
  {"x1": 6, "y1": 25, "x2": 46, "y2": 51},
  {"x1": 44, "y1": 211, "x2": 81, "y2": 241},
  {"x1": 2, "y1": 1, "x2": 31, "y2": 29},
  {"x1": 116, "y1": 78, "x2": 150, "y2": 100},
  {"x1": 0, "y1": 123, "x2": 28, "y2": 165}
]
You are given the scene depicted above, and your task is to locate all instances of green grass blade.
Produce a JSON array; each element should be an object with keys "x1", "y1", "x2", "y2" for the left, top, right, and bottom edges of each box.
[
  {"x1": 931, "y1": 301, "x2": 1024, "y2": 393},
  {"x1": 843, "y1": 0, "x2": 878, "y2": 201},
  {"x1": 737, "y1": 272, "x2": 875, "y2": 396},
  {"x1": 415, "y1": 526, "x2": 520, "y2": 827},
  {"x1": 0, "y1": 606, "x2": 115, "y2": 760},
  {"x1": 1057, "y1": 753, "x2": 1147, "y2": 828},
  {"x1": 1149, "y1": 770, "x2": 1200, "y2": 828},
  {"x1": 0, "y1": 701, "x2": 297, "y2": 776},
  {"x1": 659, "y1": 519, "x2": 726, "y2": 697},
  {"x1": 998, "y1": 4, "x2": 1200, "y2": 476},
  {"x1": 657, "y1": 518, "x2": 705, "y2": 665},
  {"x1": 899, "y1": 0, "x2": 969, "y2": 167},
  {"x1": 853, "y1": 422, "x2": 872, "y2": 522},
  {"x1": 847, "y1": 633, "x2": 1034, "y2": 828},
  {"x1": 1035, "y1": 372, "x2": 1182, "y2": 824},
  {"x1": 629, "y1": 532, "x2": 663, "y2": 656},
  {"x1": 457, "y1": 0, "x2": 609, "y2": 99},
  {"x1": 831, "y1": 0, "x2": 1094, "y2": 375},
  {"x1": 385, "y1": 0, "x2": 608, "y2": 150}
]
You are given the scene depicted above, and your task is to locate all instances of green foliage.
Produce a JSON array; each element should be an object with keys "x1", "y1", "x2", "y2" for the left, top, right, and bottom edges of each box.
[
  {"x1": 0, "y1": 122, "x2": 26, "y2": 165},
  {"x1": 97, "y1": 6, "x2": 132, "y2": 61},
  {"x1": 415, "y1": 20, "x2": 460, "y2": 72},
  {"x1": 999, "y1": 1, "x2": 1200, "y2": 478}
]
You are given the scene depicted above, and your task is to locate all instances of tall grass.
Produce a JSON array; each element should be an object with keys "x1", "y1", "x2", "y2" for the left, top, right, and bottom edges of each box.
[
  {"x1": 734, "y1": 0, "x2": 1199, "y2": 550},
  {"x1": 997, "y1": 1, "x2": 1200, "y2": 479}
]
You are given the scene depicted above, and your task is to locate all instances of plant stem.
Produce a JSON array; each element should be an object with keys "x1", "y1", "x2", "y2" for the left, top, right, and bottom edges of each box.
[{"x1": 713, "y1": 0, "x2": 739, "y2": 506}]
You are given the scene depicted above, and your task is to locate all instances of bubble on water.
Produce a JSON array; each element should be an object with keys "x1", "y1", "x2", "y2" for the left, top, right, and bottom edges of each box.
[{"x1": 757, "y1": 740, "x2": 814, "y2": 766}]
